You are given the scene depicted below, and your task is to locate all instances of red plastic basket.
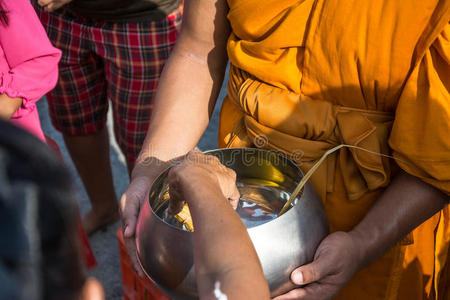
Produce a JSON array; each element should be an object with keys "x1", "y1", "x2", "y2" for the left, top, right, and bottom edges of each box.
[{"x1": 117, "y1": 228, "x2": 171, "y2": 300}]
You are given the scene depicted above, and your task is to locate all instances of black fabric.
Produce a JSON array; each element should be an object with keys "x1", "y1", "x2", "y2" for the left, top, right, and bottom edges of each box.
[
  {"x1": 67, "y1": 0, "x2": 181, "y2": 22},
  {"x1": 0, "y1": 121, "x2": 84, "y2": 300}
]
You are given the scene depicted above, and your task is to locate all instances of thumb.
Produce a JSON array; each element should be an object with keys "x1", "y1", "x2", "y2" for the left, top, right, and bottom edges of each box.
[
  {"x1": 291, "y1": 254, "x2": 329, "y2": 285},
  {"x1": 120, "y1": 192, "x2": 140, "y2": 238},
  {"x1": 120, "y1": 177, "x2": 151, "y2": 238}
]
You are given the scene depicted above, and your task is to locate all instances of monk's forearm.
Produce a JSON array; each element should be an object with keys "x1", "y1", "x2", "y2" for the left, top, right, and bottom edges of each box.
[
  {"x1": 350, "y1": 170, "x2": 448, "y2": 267},
  {"x1": 136, "y1": 0, "x2": 230, "y2": 165},
  {"x1": 138, "y1": 51, "x2": 226, "y2": 162}
]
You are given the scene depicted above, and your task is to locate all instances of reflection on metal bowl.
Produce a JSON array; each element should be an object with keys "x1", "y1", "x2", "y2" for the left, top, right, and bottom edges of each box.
[{"x1": 136, "y1": 148, "x2": 329, "y2": 299}]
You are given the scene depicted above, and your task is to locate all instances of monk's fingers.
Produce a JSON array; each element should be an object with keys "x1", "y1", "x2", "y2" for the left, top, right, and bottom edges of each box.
[
  {"x1": 290, "y1": 254, "x2": 331, "y2": 286},
  {"x1": 120, "y1": 187, "x2": 146, "y2": 277},
  {"x1": 272, "y1": 287, "x2": 309, "y2": 300},
  {"x1": 299, "y1": 282, "x2": 340, "y2": 300},
  {"x1": 124, "y1": 236, "x2": 145, "y2": 277}
]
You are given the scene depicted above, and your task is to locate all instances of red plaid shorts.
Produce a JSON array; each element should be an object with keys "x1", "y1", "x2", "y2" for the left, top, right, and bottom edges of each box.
[{"x1": 33, "y1": 4, "x2": 182, "y2": 164}]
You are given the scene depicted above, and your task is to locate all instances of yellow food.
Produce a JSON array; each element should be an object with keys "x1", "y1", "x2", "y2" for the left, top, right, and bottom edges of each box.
[{"x1": 174, "y1": 204, "x2": 194, "y2": 232}]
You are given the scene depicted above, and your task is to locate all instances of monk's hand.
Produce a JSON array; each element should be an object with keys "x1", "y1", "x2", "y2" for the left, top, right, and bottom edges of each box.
[
  {"x1": 120, "y1": 157, "x2": 170, "y2": 277},
  {"x1": 167, "y1": 150, "x2": 240, "y2": 214},
  {"x1": 37, "y1": 0, "x2": 72, "y2": 12},
  {"x1": 273, "y1": 231, "x2": 363, "y2": 300}
]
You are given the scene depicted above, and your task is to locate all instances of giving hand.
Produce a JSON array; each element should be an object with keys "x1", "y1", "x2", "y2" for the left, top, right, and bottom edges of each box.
[
  {"x1": 168, "y1": 150, "x2": 240, "y2": 214},
  {"x1": 120, "y1": 156, "x2": 171, "y2": 277}
]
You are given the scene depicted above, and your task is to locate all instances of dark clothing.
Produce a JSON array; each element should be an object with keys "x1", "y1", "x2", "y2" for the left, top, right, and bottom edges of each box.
[{"x1": 67, "y1": 0, "x2": 181, "y2": 22}]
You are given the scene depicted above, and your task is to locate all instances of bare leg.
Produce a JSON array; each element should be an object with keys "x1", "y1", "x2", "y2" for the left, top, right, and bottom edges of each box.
[{"x1": 63, "y1": 128, "x2": 119, "y2": 235}]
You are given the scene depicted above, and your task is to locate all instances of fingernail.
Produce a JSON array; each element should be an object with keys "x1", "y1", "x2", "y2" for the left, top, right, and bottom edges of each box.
[{"x1": 292, "y1": 270, "x2": 303, "y2": 284}]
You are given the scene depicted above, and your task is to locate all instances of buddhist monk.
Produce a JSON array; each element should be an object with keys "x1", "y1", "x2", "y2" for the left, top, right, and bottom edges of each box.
[{"x1": 120, "y1": 0, "x2": 450, "y2": 299}]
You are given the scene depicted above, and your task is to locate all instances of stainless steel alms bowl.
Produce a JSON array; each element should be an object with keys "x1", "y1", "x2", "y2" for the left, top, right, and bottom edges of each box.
[{"x1": 136, "y1": 148, "x2": 329, "y2": 299}]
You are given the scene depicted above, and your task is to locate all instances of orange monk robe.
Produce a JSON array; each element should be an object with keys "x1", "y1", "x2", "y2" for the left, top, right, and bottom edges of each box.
[{"x1": 218, "y1": 1, "x2": 450, "y2": 299}]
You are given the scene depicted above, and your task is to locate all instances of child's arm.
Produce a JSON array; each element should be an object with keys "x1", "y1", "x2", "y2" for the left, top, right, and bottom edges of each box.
[{"x1": 0, "y1": 0, "x2": 61, "y2": 118}]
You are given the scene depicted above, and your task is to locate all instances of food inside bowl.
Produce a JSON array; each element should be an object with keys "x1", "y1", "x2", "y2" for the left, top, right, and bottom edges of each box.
[
  {"x1": 155, "y1": 177, "x2": 299, "y2": 232},
  {"x1": 173, "y1": 204, "x2": 193, "y2": 231},
  {"x1": 137, "y1": 148, "x2": 329, "y2": 299}
]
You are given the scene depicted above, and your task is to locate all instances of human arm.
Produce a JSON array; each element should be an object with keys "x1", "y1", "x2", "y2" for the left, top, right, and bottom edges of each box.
[
  {"x1": 0, "y1": 0, "x2": 61, "y2": 118},
  {"x1": 274, "y1": 170, "x2": 448, "y2": 300},
  {"x1": 0, "y1": 94, "x2": 21, "y2": 120},
  {"x1": 167, "y1": 151, "x2": 270, "y2": 300},
  {"x1": 120, "y1": 0, "x2": 230, "y2": 274},
  {"x1": 274, "y1": 19, "x2": 450, "y2": 300}
]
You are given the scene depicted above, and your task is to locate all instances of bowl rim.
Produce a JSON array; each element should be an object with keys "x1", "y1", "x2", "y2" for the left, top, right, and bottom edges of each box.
[{"x1": 147, "y1": 147, "x2": 305, "y2": 233}]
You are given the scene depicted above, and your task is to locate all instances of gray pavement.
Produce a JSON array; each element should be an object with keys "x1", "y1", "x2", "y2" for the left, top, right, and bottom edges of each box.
[{"x1": 37, "y1": 74, "x2": 227, "y2": 299}]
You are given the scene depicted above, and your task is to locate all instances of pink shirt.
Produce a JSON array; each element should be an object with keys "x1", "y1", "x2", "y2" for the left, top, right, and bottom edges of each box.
[{"x1": 0, "y1": 0, "x2": 61, "y2": 140}]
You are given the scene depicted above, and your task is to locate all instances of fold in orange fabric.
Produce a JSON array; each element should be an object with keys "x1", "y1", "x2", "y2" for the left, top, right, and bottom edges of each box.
[{"x1": 220, "y1": 0, "x2": 450, "y2": 299}]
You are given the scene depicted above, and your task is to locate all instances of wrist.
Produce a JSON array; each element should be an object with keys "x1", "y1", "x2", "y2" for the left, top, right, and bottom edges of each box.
[
  {"x1": 348, "y1": 228, "x2": 372, "y2": 268},
  {"x1": 130, "y1": 159, "x2": 167, "y2": 187},
  {"x1": 136, "y1": 140, "x2": 191, "y2": 164}
]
